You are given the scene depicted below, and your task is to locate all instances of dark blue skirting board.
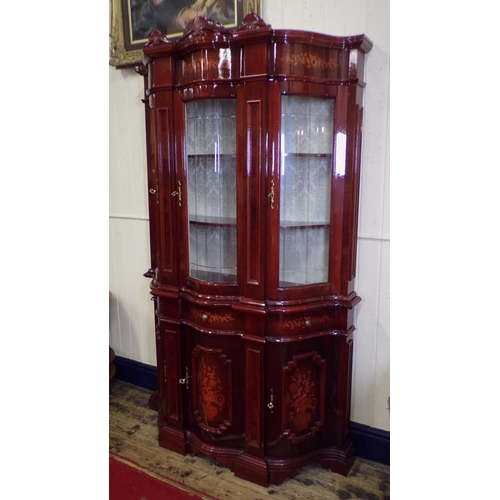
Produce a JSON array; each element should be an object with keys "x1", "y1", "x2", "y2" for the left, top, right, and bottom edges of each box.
[
  {"x1": 113, "y1": 355, "x2": 159, "y2": 391},
  {"x1": 113, "y1": 355, "x2": 389, "y2": 466}
]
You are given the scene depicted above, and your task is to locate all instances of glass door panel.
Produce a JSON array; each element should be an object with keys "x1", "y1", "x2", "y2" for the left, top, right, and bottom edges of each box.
[
  {"x1": 186, "y1": 99, "x2": 237, "y2": 283},
  {"x1": 279, "y1": 96, "x2": 334, "y2": 287}
]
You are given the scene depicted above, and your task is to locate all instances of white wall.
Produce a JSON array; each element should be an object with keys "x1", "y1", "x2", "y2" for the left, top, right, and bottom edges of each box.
[
  {"x1": 109, "y1": 67, "x2": 157, "y2": 365},
  {"x1": 109, "y1": 0, "x2": 390, "y2": 431}
]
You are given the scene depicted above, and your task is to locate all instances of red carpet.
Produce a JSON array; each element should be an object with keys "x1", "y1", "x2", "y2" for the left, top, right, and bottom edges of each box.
[{"x1": 109, "y1": 452, "x2": 219, "y2": 500}]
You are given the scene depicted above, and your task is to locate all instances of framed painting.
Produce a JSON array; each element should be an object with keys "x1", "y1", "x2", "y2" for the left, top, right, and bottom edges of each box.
[{"x1": 110, "y1": 0, "x2": 261, "y2": 68}]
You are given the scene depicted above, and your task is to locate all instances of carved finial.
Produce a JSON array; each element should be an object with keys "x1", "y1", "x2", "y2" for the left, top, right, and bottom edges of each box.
[
  {"x1": 236, "y1": 13, "x2": 271, "y2": 31},
  {"x1": 180, "y1": 16, "x2": 230, "y2": 41},
  {"x1": 144, "y1": 30, "x2": 170, "y2": 47}
]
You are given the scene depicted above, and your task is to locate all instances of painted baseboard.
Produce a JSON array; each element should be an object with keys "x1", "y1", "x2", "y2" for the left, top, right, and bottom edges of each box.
[
  {"x1": 349, "y1": 422, "x2": 390, "y2": 466},
  {"x1": 113, "y1": 355, "x2": 158, "y2": 392},
  {"x1": 113, "y1": 356, "x2": 389, "y2": 466}
]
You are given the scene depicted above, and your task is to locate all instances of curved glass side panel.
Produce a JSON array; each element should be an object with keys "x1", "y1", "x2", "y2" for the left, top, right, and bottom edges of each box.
[
  {"x1": 279, "y1": 96, "x2": 333, "y2": 287},
  {"x1": 186, "y1": 99, "x2": 237, "y2": 283}
]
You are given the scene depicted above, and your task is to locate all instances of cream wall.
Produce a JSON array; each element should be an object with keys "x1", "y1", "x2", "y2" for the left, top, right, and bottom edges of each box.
[{"x1": 109, "y1": 0, "x2": 390, "y2": 431}]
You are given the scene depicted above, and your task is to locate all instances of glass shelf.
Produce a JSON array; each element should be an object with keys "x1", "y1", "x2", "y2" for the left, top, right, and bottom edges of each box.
[
  {"x1": 280, "y1": 221, "x2": 329, "y2": 229},
  {"x1": 188, "y1": 154, "x2": 236, "y2": 159},
  {"x1": 283, "y1": 153, "x2": 331, "y2": 158},
  {"x1": 189, "y1": 216, "x2": 237, "y2": 227},
  {"x1": 189, "y1": 268, "x2": 237, "y2": 284}
]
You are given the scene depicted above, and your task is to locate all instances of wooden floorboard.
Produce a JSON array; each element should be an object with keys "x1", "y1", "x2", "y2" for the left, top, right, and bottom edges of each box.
[{"x1": 109, "y1": 379, "x2": 390, "y2": 500}]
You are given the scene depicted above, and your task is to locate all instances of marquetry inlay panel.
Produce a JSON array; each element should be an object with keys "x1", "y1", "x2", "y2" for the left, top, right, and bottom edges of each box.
[
  {"x1": 282, "y1": 352, "x2": 326, "y2": 444},
  {"x1": 192, "y1": 345, "x2": 233, "y2": 434},
  {"x1": 281, "y1": 314, "x2": 333, "y2": 330},
  {"x1": 280, "y1": 53, "x2": 339, "y2": 70},
  {"x1": 275, "y1": 45, "x2": 344, "y2": 81}
]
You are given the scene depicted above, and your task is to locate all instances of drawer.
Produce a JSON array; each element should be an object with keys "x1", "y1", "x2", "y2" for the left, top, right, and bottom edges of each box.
[
  {"x1": 267, "y1": 306, "x2": 343, "y2": 339},
  {"x1": 183, "y1": 302, "x2": 244, "y2": 332}
]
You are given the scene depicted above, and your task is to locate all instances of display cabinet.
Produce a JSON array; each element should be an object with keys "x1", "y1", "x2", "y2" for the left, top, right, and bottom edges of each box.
[{"x1": 140, "y1": 13, "x2": 372, "y2": 486}]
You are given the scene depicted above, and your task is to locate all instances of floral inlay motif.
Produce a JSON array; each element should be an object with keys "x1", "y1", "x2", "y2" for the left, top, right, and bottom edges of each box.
[
  {"x1": 282, "y1": 314, "x2": 331, "y2": 330},
  {"x1": 283, "y1": 352, "x2": 325, "y2": 443},
  {"x1": 280, "y1": 53, "x2": 339, "y2": 70},
  {"x1": 198, "y1": 356, "x2": 225, "y2": 422},
  {"x1": 192, "y1": 308, "x2": 235, "y2": 324},
  {"x1": 287, "y1": 366, "x2": 318, "y2": 431},
  {"x1": 184, "y1": 58, "x2": 224, "y2": 74}
]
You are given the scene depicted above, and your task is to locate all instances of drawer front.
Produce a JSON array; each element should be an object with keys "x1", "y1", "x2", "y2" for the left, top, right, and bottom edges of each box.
[
  {"x1": 183, "y1": 302, "x2": 244, "y2": 332},
  {"x1": 267, "y1": 307, "x2": 344, "y2": 339}
]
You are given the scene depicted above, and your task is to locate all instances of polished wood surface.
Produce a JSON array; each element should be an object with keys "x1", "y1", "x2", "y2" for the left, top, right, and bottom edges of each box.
[{"x1": 140, "y1": 14, "x2": 372, "y2": 487}]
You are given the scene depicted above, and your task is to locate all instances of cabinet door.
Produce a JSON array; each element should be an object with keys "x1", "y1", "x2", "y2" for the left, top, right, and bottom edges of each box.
[
  {"x1": 159, "y1": 319, "x2": 184, "y2": 430},
  {"x1": 184, "y1": 98, "x2": 238, "y2": 285},
  {"x1": 151, "y1": 85, "x2": 180, "y2": 287},
  {"x1": 279, "y1": 95, "x2": 334, "y2": 289},
  {"x1": 265, "y1": 337, "x2": 337, "y2": 458},
  {"x1": 181, "y1": 325, "x2": 246, "y2": 448}
]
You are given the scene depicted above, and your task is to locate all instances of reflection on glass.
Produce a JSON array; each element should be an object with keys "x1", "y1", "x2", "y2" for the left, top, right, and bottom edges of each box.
[
  {"x1": 279, "y1": 96, "x2": 334, "y2": 287},
  {"x1": 186, "y1": 99, "x2": 237, "y2": 283}
]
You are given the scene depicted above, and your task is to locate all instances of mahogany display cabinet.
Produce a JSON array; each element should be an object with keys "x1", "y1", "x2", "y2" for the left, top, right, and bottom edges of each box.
[{"x1": 138, "y1": 13, "x2": 372, "y2": 487}]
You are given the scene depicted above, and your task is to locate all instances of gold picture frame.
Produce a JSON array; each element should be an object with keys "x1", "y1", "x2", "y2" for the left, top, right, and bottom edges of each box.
[{"x1": 110, "y1": 0, "x2": 261, "y2": 68}]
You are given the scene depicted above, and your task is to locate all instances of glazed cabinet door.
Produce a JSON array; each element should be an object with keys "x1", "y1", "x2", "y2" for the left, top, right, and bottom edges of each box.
[
  {"x1": 177, "y1": 96, "x2": 239, "y2": 288},
  {"x1": 266, "y1": 93, "x2": 337, "y2": 300},
  {"x1": 278, "y1": 95, "x2": 334, "y2": 289}
]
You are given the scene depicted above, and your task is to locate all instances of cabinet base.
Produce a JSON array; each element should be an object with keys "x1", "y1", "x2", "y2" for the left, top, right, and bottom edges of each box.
[
  {"x1": 158, "y1": 418, "x2": 188, "y2": 456},
  {"x1": 148, "y1": 391, "x2": 160, "y2": 411},
  {"x1": 234, "y1": 452, "x2": 270, "y2": 487},
  {"x1": 185, "y1": 431, "x2": 243, "y2": 470},
  {"x1": 157, "y1": 420, "x2": 355, "y2": 487},
  {"x1": 267, "y1": 439, "x2": 355, "y2": 485}
]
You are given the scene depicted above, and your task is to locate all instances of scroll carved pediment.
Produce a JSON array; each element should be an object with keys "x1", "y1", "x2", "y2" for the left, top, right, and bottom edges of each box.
[
  {"x1": 145, "y1": 30, "x2": 171, "y2": 47},
  {"x1": 180, "y1": 16, "x2": 231, "y2": 42},
  {"x1": 236, "y1": 12, "x2": 270, "y2": 31}
]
